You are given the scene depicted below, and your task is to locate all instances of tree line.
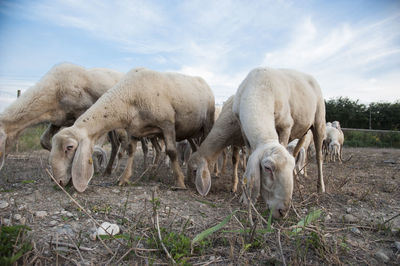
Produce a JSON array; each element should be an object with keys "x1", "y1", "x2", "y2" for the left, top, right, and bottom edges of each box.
[{"x1": 325, "y1": 97, "x2": 400, "y2": 130}]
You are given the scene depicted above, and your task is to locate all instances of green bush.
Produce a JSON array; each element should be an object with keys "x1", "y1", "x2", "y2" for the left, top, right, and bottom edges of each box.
[
  {"x1": 344, "y1": 130, "x2": 400, "y2": 148},
  {"x1": 0, "y1": 225, "x2": 32, "y2": 265}
]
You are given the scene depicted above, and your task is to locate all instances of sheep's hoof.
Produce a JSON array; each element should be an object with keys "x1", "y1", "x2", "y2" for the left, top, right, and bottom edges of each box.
[
  {"x1": 171, "y1": 186, "x2": 187, "y2": 191},
  {"x1": 118, "y1": 180, "x2": 130, "y2": 186}
]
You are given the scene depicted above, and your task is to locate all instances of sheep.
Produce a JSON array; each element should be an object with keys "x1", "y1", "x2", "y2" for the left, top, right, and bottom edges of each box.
[
  {"x1": 286, "y1": 139, "x2": 306, "y2": 178},
  {"x1": 325, "y1": 126, "x2": 343, "y2": 162},
  {"x1": 287, "y1": 130, "x2": 314, "y2": 178},
  {"x1": 177, "y1": 140, "x2": 192, "y2": 166},
  {"x1": 0, "y1": 63, "x2": 124, "y2": 171},
  {"x1": 332, "y1": 120, "x2": 344, "y2": 161},
  {"x1": 187, "y1": 95, "x2": 245, "y2": 196},
  {"x1": 49, "y1": 68, "x2": 215, "y2": 192},
  {"x1": 232, "y1": 67, "x2": 326, "y2": 219}
]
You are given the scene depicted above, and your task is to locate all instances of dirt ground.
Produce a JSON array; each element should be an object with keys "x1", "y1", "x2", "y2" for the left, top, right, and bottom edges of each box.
[{"x1": 1, "y1": 146, "x2": 399, "y2": 265}]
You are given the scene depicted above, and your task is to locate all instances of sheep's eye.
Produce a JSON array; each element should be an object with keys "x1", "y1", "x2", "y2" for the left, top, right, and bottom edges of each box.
[{"x1": 66, "y1": 145, "x2": 74, "y2": 151}]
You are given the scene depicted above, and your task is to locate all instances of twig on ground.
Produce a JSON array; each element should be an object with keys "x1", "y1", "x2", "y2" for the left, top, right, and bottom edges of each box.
[
  {"x1": 66, "y1": 234, "x2": 85, "y2": 264},
  {"x1": 105, "y1": 244, "x2": 120, "y2": 266},
  {"x1": 50, "y1": 241, "x2": 94, "y2": 251},
  {"x1": 384, "y1": 213, "x2": 400, "y2": 224},
  {"x1": 46, "y1": 168, "x2": 125, "y2": 252},
  {"x1": 152, "y1": 188, "x2": 177, "y2": 265},
  {"x1": 277, "y1": 229, "x2": 287, "y2": 266}
]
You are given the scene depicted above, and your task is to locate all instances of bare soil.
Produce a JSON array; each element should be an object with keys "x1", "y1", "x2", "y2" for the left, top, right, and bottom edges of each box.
[{"x1": 1, "y1": 147, "x2": 399, "y2": 265}]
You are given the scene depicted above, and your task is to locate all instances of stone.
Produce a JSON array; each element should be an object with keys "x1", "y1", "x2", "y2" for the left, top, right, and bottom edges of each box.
[
  {"x1": 66, "y1": 212, "x2": 73, "y2": 217},
  {"x1": 13, "y1": 214, "x2": 22, "y2": 221},
  {"x1": 35, "y1": 211, "x2": 48, "y2": 218},
  {"x1": 395, "y1": 241, "x2": 400, "y2": 252},
  {"x1": 3, "y1": 218, "x2": 11, "y2": 226},
  {"x1": 96, "y1": 222, "x2": 120, "y2": 237},
  {"x1": 346, "y1": 208, "x2": 352, "y2": 214},
  {"x1": 343, "y1": 214, "x2": 358, "y2": 223},
  {"x1": 56, "y1": 224, "x2": 74, "y2": 236},
  {"x1": 350, "y1": 227, "x2": 361, "y2": 234},
  {"x1": 0, "y1": 200, "x2": 9, "y2": 209},
  {"x1": 49, "y1": 220, "x2": 58, "y2": 226},
  {"x1": 112, "y1": 189, "x2": 120, "y2": 193},
  {"x1": 374, "y1": 250, "x2": 389, "y2": 263}
]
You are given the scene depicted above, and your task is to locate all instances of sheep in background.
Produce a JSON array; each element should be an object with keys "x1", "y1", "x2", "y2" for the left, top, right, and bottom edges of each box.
[
  {"x1": 49, "y1": 68, "x2": 215, "y2": 192},
  {"x1": 325, "y1": 126, "x2": 343, "y2": 162},
  {"x1": 0, "y1": 63, "x2": 124, "y2": 171},
  {"x1": 233, "y1": 67, "x2": 326, "y2": 219},
  {"x1": 187, "y1": 95, "x2": 245, "y2": 196},
  {"x1": 286, "y1": 139, "x2": 306, "y2": 178},
  {"x1": 332, "y1": 120, "x2": 344, "y2": 161}
]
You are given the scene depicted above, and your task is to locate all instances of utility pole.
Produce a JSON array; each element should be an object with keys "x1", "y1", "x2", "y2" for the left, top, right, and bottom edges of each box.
[
  {"x1": 16, "y1": 90, "x2": 21, "y2": 152},
  {"x1": 369, "y1": 108, "x2": 372, "y2": 129}
]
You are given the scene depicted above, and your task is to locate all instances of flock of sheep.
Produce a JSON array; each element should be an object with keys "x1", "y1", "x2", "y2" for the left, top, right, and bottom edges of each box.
[{"x1": 0, "y1": 63, "x2": 344, "y2": 219}]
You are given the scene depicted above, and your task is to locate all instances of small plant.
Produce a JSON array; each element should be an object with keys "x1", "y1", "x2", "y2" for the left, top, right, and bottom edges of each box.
[
  {"x1": 21, "y1": 180, "x2": 35, "y2": 184},
  {"x1": 147, "y1": 228, "x2": 208, "y2": 264},
  {"x1": 0, "y1": 225, "x2": 32, "y2": 265}
]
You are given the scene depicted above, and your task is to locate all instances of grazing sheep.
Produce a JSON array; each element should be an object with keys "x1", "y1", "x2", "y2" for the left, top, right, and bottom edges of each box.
[
  {"x1": 286, "y1": 139, "x2": 306, "y2": 178},
  {"x1": 187, "y1": 95, "x2": 245, "y2": 196},
  {"x1": 0, "y1": 63, "x2": 124, "y2": 170},
  {"x1": 49, "y1": 68, "x2": 215, "y2": 192},
  {"x1": 233, "y1": 67, "x2": 326, "y2": 219},
  {"x1": 287, "y1": 130, "x2": 314, "y2": 178},
  {"x1": 177, "y1": 140, "x2": 192, "y2": 166}
]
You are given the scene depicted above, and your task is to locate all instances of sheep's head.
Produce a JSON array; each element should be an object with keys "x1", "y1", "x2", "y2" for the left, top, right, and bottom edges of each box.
[
  {"x1": 0, "y1": 127, "x2": 7, "y2": 170},
  {"x1": 49, "y1": 127, "x2": 94, "y2": 192},
  {"x1": 332, "y1": 121, "x2": 341, "y2": 130},
  {"x1": 187, "y1": 151, "x2": 211, "y2": 196},
  {"x1": 242, "y1": 143, "x2": 295, "y2": 219}
]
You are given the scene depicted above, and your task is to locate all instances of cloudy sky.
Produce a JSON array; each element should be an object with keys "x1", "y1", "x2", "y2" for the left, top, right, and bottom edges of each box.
[{"x1": 0, "y1": 0, "x2": 399, "y2": 111}]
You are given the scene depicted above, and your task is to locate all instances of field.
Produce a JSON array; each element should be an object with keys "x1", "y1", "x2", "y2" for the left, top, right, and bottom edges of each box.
[{"x1": 1, "y1": 145, "x2": 399, "y2": 265}]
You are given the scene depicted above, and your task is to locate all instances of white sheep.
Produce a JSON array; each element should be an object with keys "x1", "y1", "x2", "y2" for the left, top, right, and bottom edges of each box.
[
  {"x1": 332, "y1": 120, "x2": 344, "y2": 161},
  {"x1": 49, "y1": 68, "x2": 215, "y2": 192},
  {"x1": 233, "y1": 67, "x2": 326, "y2": 219},
  {"x1": 0, "y1": 63, "x2": 124, "y2": 170},
  {"x1": 287, "y1": 130, "x2": 314, "y2": 178},
  {"x1": 325, "y1": 126, "x2": 343, "y2": 162},
  {"x1": 187, "y1": 95, "x2": 245, "y2": 196},
  {"x1": 286, "y1": 139, "x2": 306, "y2": 178}
]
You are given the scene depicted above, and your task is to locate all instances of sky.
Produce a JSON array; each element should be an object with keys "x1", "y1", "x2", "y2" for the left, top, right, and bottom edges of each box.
[{"x1": 0, "y1": 0, "x2": 399, "y2": 111}]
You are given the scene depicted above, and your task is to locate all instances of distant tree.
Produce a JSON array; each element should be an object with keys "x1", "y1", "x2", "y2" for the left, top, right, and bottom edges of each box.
[{"x1": 325, "y1": 97, "x2": 399, "y2": 130}]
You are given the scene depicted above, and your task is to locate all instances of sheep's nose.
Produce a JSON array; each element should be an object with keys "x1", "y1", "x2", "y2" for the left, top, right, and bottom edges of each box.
[{"x1": 59, "y1": 180, "x2": 64, "y2": 186}]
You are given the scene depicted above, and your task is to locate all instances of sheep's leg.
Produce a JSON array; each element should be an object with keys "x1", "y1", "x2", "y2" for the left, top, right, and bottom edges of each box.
[
  {"x1": 118, "y1": 139, "x2": 138, "y2": 185},
  {"x1": 141, "y1": 138, "x2": 149, "y2": 167},
  {"x1": 231, "y1": 146, "x2": 240, "y2": 193},
  {"x1": 242, "y1": 147, "x2": 247, "y2": 170},
  {"x1": 213, "y1": 155, "x2": 220, "y2": 177},
  {"x1": 40, "y1": 124, "x2": 61, "y2": 150},
  {"x1": 150, "y1": 137, "x2": 162, "y2": 165},
  {"x1": 104, "y1": 130, "x2": 119, "y2": 176},
  {"x1": 162, "y1": 123, "x2": 186, "y2": 189},
  {"x1": 221, "y1": 148, "x2": 228, "y2": 175},
  {"x1": 339, "y1": 144, "x2": 343, "y2": 163},
  {"x1": 188, "y1": 138, "x2": 198, "y2": 152},
  {"x1": 312, "y1": 125, "x2": 325, "y2": 193}
]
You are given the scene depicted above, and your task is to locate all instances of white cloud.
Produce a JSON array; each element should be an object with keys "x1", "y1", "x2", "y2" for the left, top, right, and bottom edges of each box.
[{"x1": 263, "y1": 15, "x2": 400, "y2": 103}]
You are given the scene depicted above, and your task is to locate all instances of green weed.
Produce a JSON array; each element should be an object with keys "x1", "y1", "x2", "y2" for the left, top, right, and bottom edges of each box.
[{"x1": 0, "y1": 225, "x2": 32, "y2": 265}]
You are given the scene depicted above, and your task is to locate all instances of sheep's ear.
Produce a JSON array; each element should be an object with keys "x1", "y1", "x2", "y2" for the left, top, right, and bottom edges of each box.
[
  {"x1": 195, "y1": 161, "x2": 211, "y2": 196},
  {"x1": 71, "y1": 138, "x2": 94, "y2": 192},
  {"x1": 242, "y1": 147, "x2": 265, "y2": 203}
]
